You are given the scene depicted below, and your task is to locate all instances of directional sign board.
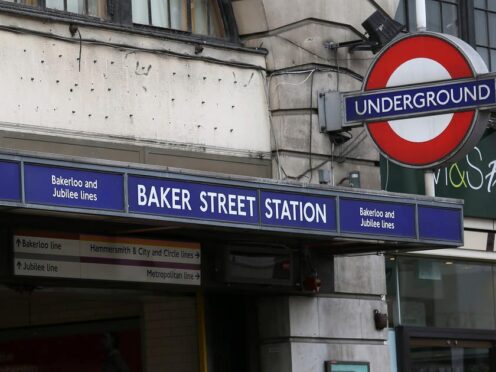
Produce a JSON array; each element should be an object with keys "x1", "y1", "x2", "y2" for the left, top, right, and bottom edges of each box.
[
  {"x1": 13, "y1": 233, "x2": 201, "y2": 286},
  {"x1": 341, "y1": 32, "x2": 493, "y2": 169}
]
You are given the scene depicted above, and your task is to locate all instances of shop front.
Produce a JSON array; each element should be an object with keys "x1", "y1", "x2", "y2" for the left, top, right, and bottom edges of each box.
[
  {"x1": 383, "y1": 128, "x2": 496, "y2": 372},
  {"x1": 387, "y1": 255, "x2": 496, "y2": 372}
]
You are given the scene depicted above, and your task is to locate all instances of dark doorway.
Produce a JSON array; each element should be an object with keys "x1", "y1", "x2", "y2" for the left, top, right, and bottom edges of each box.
[
  {"x1": 206, "y1": 294, "x2": 259, "y2": 372},
  {"x1": 0, "y1": 318, "x2": 142, "y2": 372}
]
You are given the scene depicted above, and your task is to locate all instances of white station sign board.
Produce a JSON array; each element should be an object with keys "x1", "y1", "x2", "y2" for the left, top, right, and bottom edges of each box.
[
  {"x1": 342, "y1": 32, "x2": 495, "y2": 169},
  {"x1": 13, "y1": 232, "x2": 201, "y2": 285}
]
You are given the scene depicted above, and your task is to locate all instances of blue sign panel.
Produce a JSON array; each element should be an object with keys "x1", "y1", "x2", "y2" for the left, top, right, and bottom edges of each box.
[
  {"x1": 24, "y1": 164, "x2": 124, "y2": 211},
  {"x1": 128, "y1": 175, "x2": 259, "y2": 224},
  {"x1": 419, "y1": 206, "x2": 462, "y2": 243},
  {"x1": 345, "y1": 78, "x2": 496, "y2": 123},
  {"x1": 340, "y1": 198, "x2": 416, "y2": 238},
  {"x1": 0, "y1": 161, "x2": 21, "y2": 201},
  {"x1": 261, "y1": 191, "x2": 336, "y2": 231},
  {"x1": 0, "y1": 154, "x2": 463, "y2": 247}
]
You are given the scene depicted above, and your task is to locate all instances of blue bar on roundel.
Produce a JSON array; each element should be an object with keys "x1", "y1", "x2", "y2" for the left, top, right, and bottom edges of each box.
[{"x1": 345, "y1": 78, "x2": 496, "y2": 123}]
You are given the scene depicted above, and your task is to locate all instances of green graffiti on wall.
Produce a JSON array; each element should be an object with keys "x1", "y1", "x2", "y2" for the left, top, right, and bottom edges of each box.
[{"x1": 381, "y1": 130, "x2": 496, "y2": 219}]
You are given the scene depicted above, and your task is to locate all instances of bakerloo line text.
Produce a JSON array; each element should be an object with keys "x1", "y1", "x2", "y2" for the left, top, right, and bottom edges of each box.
[{"x1": 136, "y1": 185, "x2": 328, "y2": 224}]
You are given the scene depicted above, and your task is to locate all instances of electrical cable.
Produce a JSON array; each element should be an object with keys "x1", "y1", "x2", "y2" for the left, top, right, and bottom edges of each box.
[
  {"x1": 269, "y1": 64, "x2": 363, "y2": 82},
  {"x1": 271, "y1": 70, "x2": 315, "y2": 91},
  {"x1": 276, "y1": 35, "x2": 330, "y2": 63},
  {"x1": 282, "y1": 157, "x2": 332, "y2": 181},
  {"x1": 274, "y1": 35, "x2": 378, "y2": 64},
  {"x1": 265, "y1": 55, "x2": 364, "y2": 181},
  {"x1": 384, "y1": 157, "x2": 390, "y2": 191},
  {"x1": 0, "y1": 11, "x2": 374, "y2": 183},
  {"x1": 266, "y1": 64, "x2": 364, "y2": 181},
  {"x1": 268, "y1": 68, "x2": 318, "y2": 181},
  {"x1": 335, "y1": 48, "x2": 340, "y2": 91},
  {"x1": 0, "y1": 13, "x2": 366, "y2": 183},
  {"x1": 0, "y1": 23, "x2": 266, "y2": 71},
  {"x1": 77, "y1": 28, "x2": 82, "y2": 72},
  {"x1": 265, "y1": 71, "x2": 283, "y2": 180},
  {"x1": 337, "y1": 176, "x2": 350, "y2": 186},
  {"x1": 337, "y1": 129, "x2": 367, "y2": 161},
  {"x1": 0, "y1": 2, "x2": 266, "y2": 55},
  {"x1": 328, "y1": 130, "x2": 352, "y2": 146},
  {"x1": 330, "y1": 142, "x2": 335, "y2": 186}
]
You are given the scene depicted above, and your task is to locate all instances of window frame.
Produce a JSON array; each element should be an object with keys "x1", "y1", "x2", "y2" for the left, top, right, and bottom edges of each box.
[
  {"x1": 0, "y1": 0, "x2": 240, "y2": 43},
  {"x1": 399, "y1": 0, "x2": 475, "y2": 42},
  {"x1": 129, "y1": 0, "x2": 235, "y2": 40},
  {"x1": 124, "y1": 0, "x2": 239, "y2": 42},
  {"x1": 45, "y1": 0, "x2": 89, "y2": 16},
  {"x1": 398, "y1": 0, "x2": 496, "y2": 68},
  {"x1": 4, "y1": 0, "x2": 107, "y2": 19}
]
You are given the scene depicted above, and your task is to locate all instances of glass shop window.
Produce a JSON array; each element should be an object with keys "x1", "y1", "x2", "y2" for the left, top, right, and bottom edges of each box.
[
  {"x1": 131, "y1": 0, "x2": 225, "y2": 38},
  {"x1": 396, "y1": 257, "x2": 496, "y2": 329}
]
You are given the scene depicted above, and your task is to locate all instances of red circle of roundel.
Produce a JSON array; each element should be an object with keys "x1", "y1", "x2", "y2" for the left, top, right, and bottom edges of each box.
[{"x1": 365, "y1": 34, "x2": 476, "y2": 167}]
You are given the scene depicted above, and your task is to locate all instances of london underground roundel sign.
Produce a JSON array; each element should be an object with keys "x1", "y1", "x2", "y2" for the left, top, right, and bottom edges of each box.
[{"x1": 344, "y1": 32, "x2": 495, "y2": 169}]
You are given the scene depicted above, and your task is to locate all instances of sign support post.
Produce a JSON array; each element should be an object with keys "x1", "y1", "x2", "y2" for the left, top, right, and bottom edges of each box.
[
  {"x1": 416, "y1": 0, "x2": 435, "y2": 195},
  {"x1": 424, "y1": 171, "x2": 436, "y2": 197},
  {"x1": 416, "y1": 0, "x2": 427, "y2": 32}
]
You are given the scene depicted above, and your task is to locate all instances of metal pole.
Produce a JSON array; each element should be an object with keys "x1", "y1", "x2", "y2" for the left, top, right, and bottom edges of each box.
[
  {"x1": 424, "y1": 170, "x2": 436, "y2": 197},
  {"x1": 417, "y1": 0, "x2": 433, "y2": 195},
  {"x1": 416, "y1": 0, "x2": 427, "y2": 31},
  {"x1": 196, "y1": 292, "x2": 209, "y2": 372}
]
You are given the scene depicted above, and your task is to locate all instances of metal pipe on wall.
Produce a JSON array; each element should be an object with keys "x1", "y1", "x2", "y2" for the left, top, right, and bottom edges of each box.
[{"x1": 416, "y1": 0, "x2": 427, "y2": 31}]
